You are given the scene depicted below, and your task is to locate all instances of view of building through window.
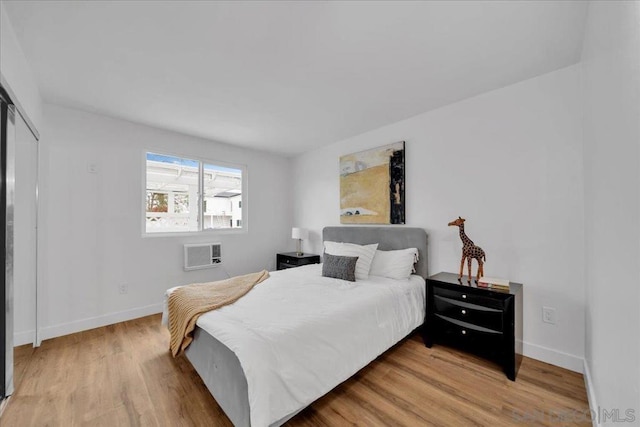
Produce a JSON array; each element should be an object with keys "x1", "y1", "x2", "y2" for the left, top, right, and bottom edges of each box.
[{"x1": 145, "y1": 153, "x2": 243, "y2": 233}]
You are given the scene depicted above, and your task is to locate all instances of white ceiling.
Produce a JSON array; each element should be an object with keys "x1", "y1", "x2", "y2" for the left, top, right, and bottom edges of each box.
[{"x1": 4, "y1": 1, "x2": 587, "y2": 156}]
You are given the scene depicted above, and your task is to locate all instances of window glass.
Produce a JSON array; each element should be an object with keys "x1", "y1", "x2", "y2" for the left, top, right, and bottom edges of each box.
[
  {"x1": 202, "y1": 163, "x2": 242, "y2": 230},
  {"x1": 145, "y1": 153, "x2": 244, "y2": 234},
  {"x1": 145, "y1": 153, "x2": 199, "y2": 233}
]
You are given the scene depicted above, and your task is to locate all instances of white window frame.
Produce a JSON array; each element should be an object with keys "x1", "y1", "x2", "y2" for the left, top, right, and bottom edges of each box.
[{"x1": 142, "y1": 150, "x2": 248, "y2": 237}]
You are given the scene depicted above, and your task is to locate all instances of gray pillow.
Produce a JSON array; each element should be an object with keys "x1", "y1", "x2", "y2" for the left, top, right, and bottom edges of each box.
[{"x1": 322, "y1": 253, "x2": 359, "y2": 282}]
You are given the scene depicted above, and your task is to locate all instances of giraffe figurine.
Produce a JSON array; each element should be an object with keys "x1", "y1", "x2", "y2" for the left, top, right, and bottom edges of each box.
[{"x1": 448, "y1": 216, "x2": 485, "y2": 283}]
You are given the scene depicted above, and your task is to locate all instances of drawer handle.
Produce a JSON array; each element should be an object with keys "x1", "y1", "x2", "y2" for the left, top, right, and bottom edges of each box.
[
  {"x1": 461, "y1": 309, "x2": 466, "y2": 315},
  {"x1": 462, "y1": 294, "x2": 467, "y2": 299},
  {"x1": 461, "y1": 330, "x2": 466, "y2": 335}
]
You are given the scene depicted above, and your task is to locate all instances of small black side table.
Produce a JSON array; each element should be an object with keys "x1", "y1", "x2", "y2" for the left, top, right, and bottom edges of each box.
[
  {"x1": 422, "y1": 272, "x2": 523, "y2": 381},
  {"x1": 276, "y1": 252, "x2": 320, "y2": 271}
]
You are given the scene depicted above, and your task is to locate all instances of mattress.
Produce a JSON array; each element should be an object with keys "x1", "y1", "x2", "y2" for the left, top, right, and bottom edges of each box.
[{"x1": 165, "y1": 263, "x2": 425, "y2": 426}]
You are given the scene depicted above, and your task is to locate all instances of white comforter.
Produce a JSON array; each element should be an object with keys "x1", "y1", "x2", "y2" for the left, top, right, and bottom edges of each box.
[{"x1": 167, "y1": 264, "x2": 425, "y2": 426}]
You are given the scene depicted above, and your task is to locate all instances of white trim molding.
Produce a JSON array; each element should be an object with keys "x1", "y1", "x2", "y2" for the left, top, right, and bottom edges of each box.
[
  {"x1": 36, "y1": 303, "x2": 163, "y2": 343},
  {"x1": 583, "y1": 359, "x2": 600, "y2": 427},
  {"x1": 522, "y1": 340, "x2": 584, "y2": 373},
  {"x1": 13, "y1": 330, "x2": 35, "y2": 347}
]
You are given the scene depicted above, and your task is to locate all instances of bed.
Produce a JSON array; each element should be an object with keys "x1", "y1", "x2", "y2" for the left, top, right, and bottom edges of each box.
[{"x1": 164, "y1": 226, "x2": 428, "y2": 426}]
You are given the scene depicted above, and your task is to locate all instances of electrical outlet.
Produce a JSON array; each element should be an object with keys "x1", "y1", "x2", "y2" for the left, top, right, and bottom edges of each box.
[
  {"x1": 119, "y1": 283, "x2": 128, "y2": 294},
  {"x1": 542, "y1": 306, "x2": 556, "y2": 324}
]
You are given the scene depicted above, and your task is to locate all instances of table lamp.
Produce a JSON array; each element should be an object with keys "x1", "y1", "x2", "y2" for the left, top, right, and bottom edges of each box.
[{"x1": 291, "y1": 227, "x2": 308, "y2": 256}]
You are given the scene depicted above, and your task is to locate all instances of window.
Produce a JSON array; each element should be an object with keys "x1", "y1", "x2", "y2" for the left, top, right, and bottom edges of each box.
[{"x1": 145, "y1": 152, "x2": 244, "y2": 234}]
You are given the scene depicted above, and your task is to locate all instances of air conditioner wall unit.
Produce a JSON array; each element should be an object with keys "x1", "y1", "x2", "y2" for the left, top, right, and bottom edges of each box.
[{"x1": 184, "y1": 243, "x2": 222, "y2": 271}]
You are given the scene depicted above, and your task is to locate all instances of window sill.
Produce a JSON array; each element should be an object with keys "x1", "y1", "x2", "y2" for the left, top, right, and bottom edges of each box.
[{"x1": 141, "y1": 228, "x2": 247, "y2": 238}]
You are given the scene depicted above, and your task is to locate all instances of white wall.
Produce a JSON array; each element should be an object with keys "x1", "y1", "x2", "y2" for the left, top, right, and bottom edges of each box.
[
  {"x1": 582, "y1": 1, "x2": 640, "y2": 422},
  {"x1": 0, "y1": 1, "x2": 42, "y2": 132},
  {"x1": 293, "y1": 65, "x2": 585, "y2": 371},
  {"x1": 33, "y1": 104, "x2": 292, "y2": 341}
]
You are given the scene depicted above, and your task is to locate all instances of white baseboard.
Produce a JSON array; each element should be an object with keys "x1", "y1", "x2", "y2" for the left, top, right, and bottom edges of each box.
[
  {"x1": 35, "y1": 303, "x2": 163, "y2": 344},
  {"x1": 13, "y1": 329, "x2": 36, "y2": 347},
  {"x1": 583, "y1": 359, "x2": 599, "y2": 427},
  {"x1": 522, "y1": 340, "x2": 584, "y2": 373}
]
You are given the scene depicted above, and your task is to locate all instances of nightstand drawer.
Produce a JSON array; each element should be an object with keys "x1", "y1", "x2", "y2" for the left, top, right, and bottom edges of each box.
[
  {"x1": 278, "y1": 262, "x2": 297, "y2": 270},
  {"x1": 433, "y1": 315, "x2": 503, "y2": 351},
  {"x1": 276, "y1": 253, "x2": 320, "y2": 271},
  {"x1": 433, "y1": 286, "x2": 503, "y2": 310},
  {"x1": 434, "y1": 295, "x2": 503, "y2": 332},
  {"x1": 282, "y1": 257, "x2": 315, "y2": 266}
]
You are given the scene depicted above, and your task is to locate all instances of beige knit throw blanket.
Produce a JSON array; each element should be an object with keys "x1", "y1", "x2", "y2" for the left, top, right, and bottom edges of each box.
[{"x1": 168, "y1": 270, "x2": 270, "y2": 357}]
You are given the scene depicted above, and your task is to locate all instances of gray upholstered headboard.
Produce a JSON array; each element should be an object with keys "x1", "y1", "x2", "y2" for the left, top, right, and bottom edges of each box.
[{"x1": 322, "y1": 226, "x2": 428, "y2": 279}]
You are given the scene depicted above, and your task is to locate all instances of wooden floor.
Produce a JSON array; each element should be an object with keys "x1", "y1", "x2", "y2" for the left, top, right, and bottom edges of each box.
[{"x1": 2, "y1": 314, "x2": 590, "y2": 426}]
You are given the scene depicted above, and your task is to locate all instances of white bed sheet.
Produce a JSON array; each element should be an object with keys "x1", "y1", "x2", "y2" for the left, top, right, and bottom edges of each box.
[{"x1": 167, "y1": 264, "x2": 425, "y2": 427}]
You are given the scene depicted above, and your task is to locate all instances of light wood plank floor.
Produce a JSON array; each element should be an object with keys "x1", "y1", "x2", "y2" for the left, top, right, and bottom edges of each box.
[{"x1": 2, "y1": 314, "x2": 590, "y2": 426}]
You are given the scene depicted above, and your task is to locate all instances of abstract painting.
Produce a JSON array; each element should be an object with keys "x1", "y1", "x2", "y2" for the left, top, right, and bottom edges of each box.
[{"x1": 340, "y1": 141, "x2": 405, "y2": 224}]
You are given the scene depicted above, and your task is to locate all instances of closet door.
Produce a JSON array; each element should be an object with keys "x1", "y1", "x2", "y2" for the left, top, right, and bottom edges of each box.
[
  {"x1": 0, "y1": 94, "x2": 15, "y2": 399},
  {"x1": 14, "y1": 113, "x2": 37, "y2": 348}
]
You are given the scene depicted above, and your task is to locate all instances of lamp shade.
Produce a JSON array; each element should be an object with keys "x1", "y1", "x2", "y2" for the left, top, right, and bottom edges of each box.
[{"x1": 291, "y1": 227, "x2": 308, "y2": 240}]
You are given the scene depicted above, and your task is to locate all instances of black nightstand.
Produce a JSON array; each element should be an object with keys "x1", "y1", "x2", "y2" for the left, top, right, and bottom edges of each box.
[
  {"x1": 422, "y1": 272, "x2": 523, "y2": 381},
  {"x1": 276, "y1": 252, "x2": 320, "y2": 270}
]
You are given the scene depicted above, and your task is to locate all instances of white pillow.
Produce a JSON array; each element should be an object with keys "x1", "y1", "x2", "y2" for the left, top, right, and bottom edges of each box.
[
  {"x1": 369, "y1": 248, "x2": 419, "y2": 280},
  {"x1": 323, "y1": 241, "x2": 378, "y2": 280}
]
